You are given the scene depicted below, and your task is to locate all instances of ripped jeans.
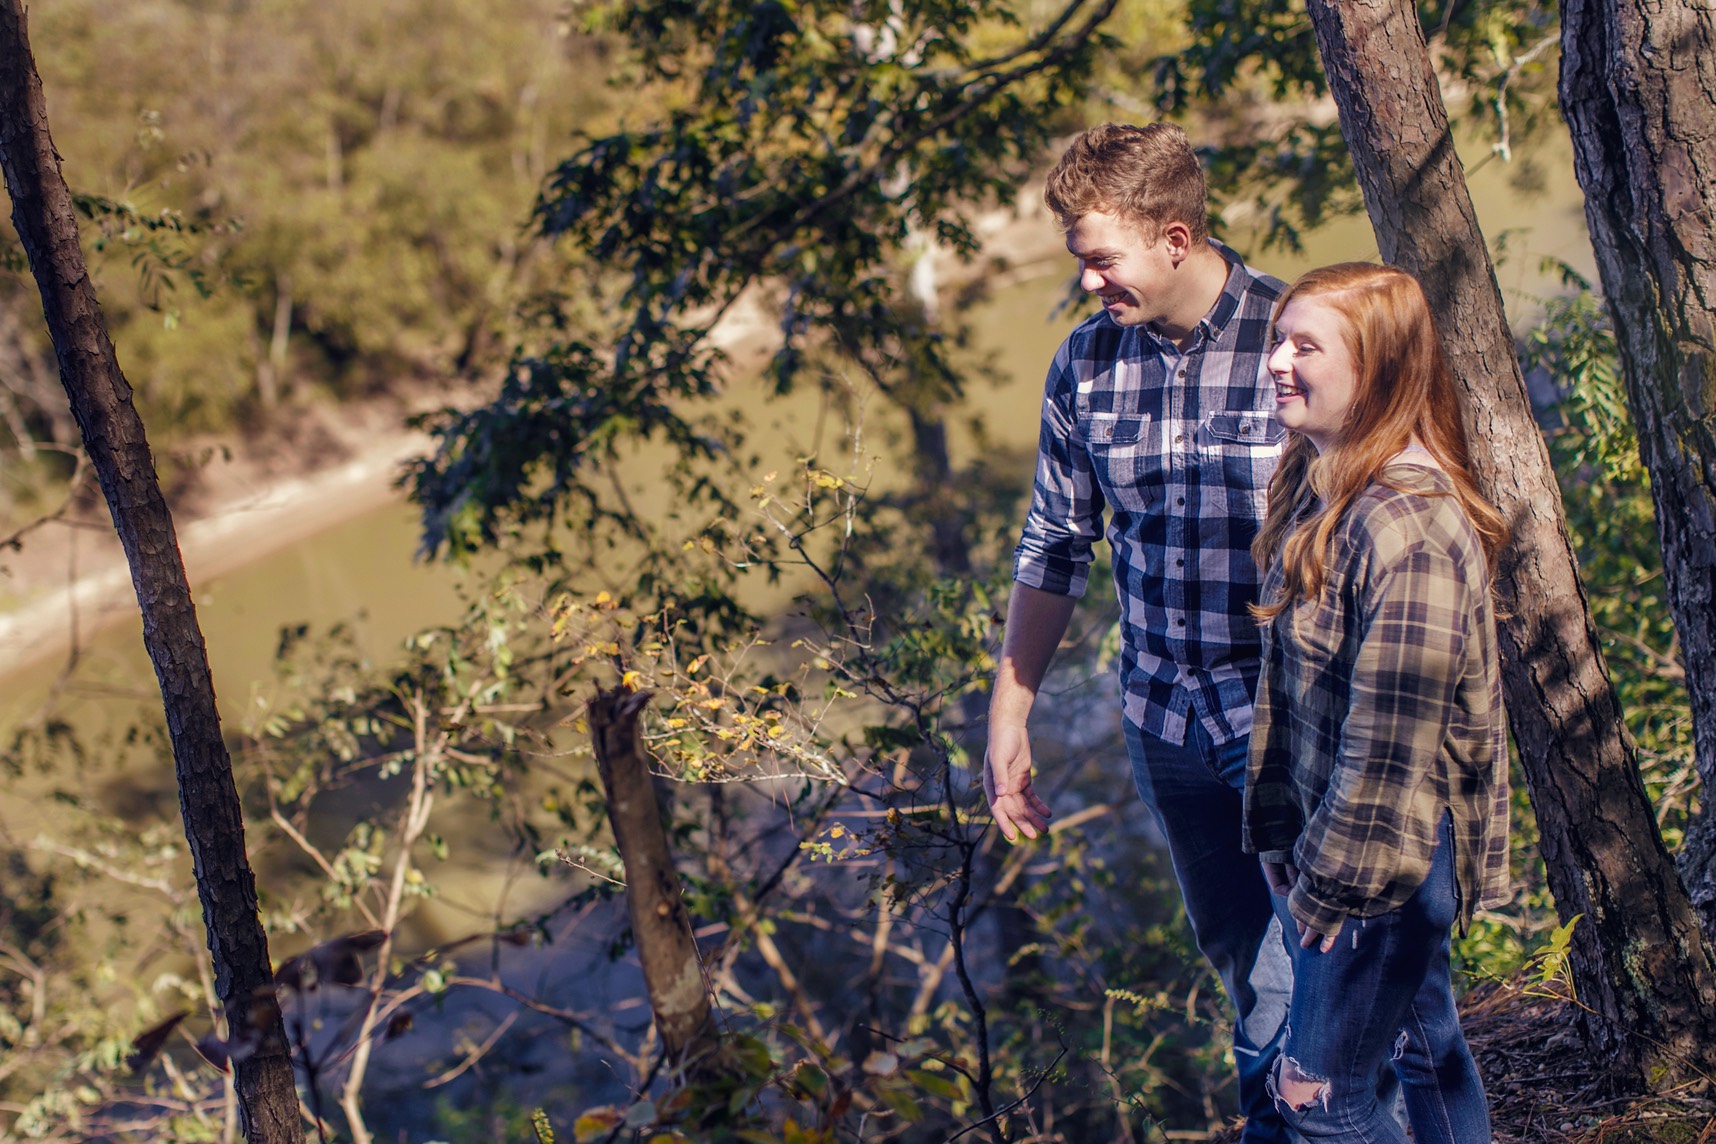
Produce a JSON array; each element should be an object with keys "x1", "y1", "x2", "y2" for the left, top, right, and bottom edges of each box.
[{"x1": 1269, "y1": 816, "x2": 1491, "y2": 1143}]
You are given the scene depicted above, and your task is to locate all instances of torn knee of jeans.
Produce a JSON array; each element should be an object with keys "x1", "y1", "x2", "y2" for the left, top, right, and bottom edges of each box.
[
  {"x1": 1392, "y1": 1029, "x2": 1409, "y2": 1062},
  {"x1": 1269, "y1": 1056, "x2": 1331, "y2": 1113}
]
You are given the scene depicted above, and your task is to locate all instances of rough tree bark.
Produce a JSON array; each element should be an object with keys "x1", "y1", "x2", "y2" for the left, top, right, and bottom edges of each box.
[
  {"x1": 1558, "y1": 0, "x2": 1716, "y2": 937},
  {"x1": 0, "y1": 5, "x2": 304, "y2": 1138},
  {"x1": 1303, "y1": 0, "x2": 1716, "y2": 1085},
  {"x1": 589, "y1": 687, "x2": 720, "y2": 1064}
]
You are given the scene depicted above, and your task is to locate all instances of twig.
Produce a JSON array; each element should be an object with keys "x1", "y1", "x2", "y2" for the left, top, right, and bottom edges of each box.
[
  {"x1": 941, "y1": 1049, "x2": 1068, "y2": 1144},
  {"x1": 422, "y1": 1011, "x2": 520, "y2": 1089}
]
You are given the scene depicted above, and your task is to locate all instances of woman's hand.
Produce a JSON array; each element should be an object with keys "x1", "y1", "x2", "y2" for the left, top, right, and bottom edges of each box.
[
  {"x1": 1262, "y1": 859, "x2": 1342, "y2": 952},
  {"x1": 1297, "y1": 922, "x2": 1340, "y2": 953}
]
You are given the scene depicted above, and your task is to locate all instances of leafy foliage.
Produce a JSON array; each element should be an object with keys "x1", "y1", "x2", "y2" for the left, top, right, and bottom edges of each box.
[
  {"x1": 1151, "y1": 0, "x2": 1562, "y2": 250},
  {"x1": 407, "y1": 0, "x2": 1120, "y2": 565},
  {"x1": 1526, "y1": 280, "x2": 1695, "y2": 848}
]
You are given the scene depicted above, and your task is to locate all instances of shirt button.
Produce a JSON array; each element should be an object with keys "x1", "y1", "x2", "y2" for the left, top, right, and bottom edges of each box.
[
  {"x1": 1241, "y1": 425, "x2": 1252, "y2": 436},
  {"x1": 1177, "y1": 370, "x2": 1187, "y2": 378},
  {"x1": 1175, "y1": 496, "x2": 1185, "y2": 506},
  {"x1": 1176, "y1": 618, "x2": 1187, "y2": 626},
  {"x1": 1174, "y1": 434, "x2": 1184, "y2": 443},
  {"x1": 1175, "y1": 558, "x2": 1185, "y2": 567}
]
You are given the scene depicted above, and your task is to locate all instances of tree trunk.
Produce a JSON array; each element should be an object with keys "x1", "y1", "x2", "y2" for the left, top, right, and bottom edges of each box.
[
  {"x1": 1558, "y1": 0, "x2": 1716, "y2": 937},
  {"x1": 589, "y1": 687, "x2": 719, "y2": 1065},
  {"x1": 0, "y1": 5, "x2": 304, "y2": 1138},
  {"x1": 1304, "y1": 0, "x2": 1716, "y2": 1085}
]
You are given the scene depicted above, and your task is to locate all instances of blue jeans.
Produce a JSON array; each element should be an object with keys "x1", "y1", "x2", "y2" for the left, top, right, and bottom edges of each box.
[
  {"x1": 1270, "y1": 817, "x2": 1491, "y2": 1143},
  {"x1": 1125, "y1": 719, "x2": 1296, "y2": 1144}
]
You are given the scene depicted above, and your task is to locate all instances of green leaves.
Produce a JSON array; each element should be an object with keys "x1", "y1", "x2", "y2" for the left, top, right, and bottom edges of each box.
[{"x1": 410, "y1": 0, "x2": 1119, "y2": 564}]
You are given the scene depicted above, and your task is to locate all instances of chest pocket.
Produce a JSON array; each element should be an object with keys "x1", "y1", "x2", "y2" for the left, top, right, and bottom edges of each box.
[
  {"x1": 1085, "y1": 413, "x2": 1156, "y2": 515},
  {"x1": 1200, "y1": 410, "x2": 1285, "y2": 515}
]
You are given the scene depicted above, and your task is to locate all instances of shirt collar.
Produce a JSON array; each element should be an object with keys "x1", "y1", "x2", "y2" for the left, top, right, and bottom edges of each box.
[{"x1": 1138, "y1": 238, "x2": 1253, "y2": 353}]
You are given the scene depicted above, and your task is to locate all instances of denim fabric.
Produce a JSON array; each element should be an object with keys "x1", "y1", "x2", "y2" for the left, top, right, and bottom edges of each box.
[
  {"x1": 1125, "y1": 719, "x2": 1297, "y2": 1144},
  {"x1": 1270, "y1": 817, "x2": 1491, "y2": 1143}
]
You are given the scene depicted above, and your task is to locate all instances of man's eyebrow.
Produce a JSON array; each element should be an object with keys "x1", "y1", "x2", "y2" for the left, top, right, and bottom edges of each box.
[{"x1": 1067, "y1": 242, "x2": 1120, "y2": 258}]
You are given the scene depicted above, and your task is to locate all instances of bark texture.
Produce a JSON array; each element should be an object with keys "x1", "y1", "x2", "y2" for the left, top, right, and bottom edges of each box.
[
  {"x1": 1559, "y1": 0, "x2": 1716, "y2": 936},
  {"x1": 1304, "y1": 0, "x2": 1716, "y2": 1083},
  {"x1": 0, "y1": 5, "x2": 303, "y2": 1137},
  {"x1": 590, "y1": 687, "x2": 719, "y2": 1063}
]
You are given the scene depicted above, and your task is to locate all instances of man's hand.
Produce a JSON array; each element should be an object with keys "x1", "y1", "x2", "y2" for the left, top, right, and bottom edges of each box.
[
  {"x1": 1263, "y1": 860, "x2": 1339, "y2": 952},
  {"x1": 984, "y1": 721, "x2": 1052, "y2": 842}
]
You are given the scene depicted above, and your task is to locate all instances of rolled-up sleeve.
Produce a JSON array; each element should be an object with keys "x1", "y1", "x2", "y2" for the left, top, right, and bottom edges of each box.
[
  {"x1": 1013, "y1": 345, "x2": 1102, "y2": 599},
  {"x1": 1288, "y1": 522, "x2": 1474, "y2": 937}
]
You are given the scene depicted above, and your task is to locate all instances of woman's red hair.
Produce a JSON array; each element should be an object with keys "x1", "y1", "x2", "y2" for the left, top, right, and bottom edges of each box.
[{"x1": 1251, "y1": 263, "x2": 1507, "y2": 621}]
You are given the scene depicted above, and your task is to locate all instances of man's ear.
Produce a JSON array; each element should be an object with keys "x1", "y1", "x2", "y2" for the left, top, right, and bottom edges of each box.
[{"x1": 1160, "y1": 221, "x2": 1195, "y2": 264}]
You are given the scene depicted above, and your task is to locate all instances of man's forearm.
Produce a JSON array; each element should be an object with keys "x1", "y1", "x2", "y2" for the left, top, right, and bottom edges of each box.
[{"x1": 990, "y1": 583, "x2": 1079, "y2": 728}]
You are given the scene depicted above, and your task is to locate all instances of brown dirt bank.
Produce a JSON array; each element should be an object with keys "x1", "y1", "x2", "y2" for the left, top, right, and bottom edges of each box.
[{"x1": 0, "y1": 393, "x2": 437, "y2": 675}]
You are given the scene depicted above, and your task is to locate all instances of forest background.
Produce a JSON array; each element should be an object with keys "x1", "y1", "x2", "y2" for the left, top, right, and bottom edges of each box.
[{"x1": 0, "y1": 0, "x2": 1702, "y2": 1141}]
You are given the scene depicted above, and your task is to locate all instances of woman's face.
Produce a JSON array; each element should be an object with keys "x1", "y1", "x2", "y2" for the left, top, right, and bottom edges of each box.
[{"x1": 1267, "y1": 296, "x2": 1360, "y2": 454}]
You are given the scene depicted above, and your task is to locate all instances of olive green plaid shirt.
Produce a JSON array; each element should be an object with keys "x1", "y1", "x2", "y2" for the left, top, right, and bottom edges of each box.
[{"x1": 1243, "y1": 465, "x2": 1509, "y2": 937}]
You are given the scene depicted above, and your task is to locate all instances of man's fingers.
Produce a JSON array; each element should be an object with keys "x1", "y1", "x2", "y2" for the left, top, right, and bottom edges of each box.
[{"x1": 989, "y1": 793, "x2": 1048, "y2": 843}]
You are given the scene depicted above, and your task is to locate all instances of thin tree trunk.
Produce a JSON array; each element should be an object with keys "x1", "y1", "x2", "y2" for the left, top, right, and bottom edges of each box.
[
  {"x1": 1304, "y1": 0, "x2": 1716, "y2": 1085},
  {"x1": 0, "y1": 5, "x2": 303, "y2": 1137},
  {"x1": 589, "y1": 687, "x2": 719, "y2": 1064},
  {"x1": 1558, "y1": 0, "x2": 1716, "y2": 938}
]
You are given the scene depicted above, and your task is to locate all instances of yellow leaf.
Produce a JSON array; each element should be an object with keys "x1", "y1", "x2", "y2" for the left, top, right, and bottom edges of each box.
[
  {"x1": 621, "y1": 670, "x2": 644, "y2": 691},
  {"x1": 573, "y1": 1108, "x2": 623, "y2": 1141}
]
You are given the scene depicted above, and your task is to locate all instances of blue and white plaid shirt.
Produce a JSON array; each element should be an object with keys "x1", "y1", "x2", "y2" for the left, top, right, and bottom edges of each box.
[{"x1": 1013, "y1": 243, "x2": 1286, "y2": 746}]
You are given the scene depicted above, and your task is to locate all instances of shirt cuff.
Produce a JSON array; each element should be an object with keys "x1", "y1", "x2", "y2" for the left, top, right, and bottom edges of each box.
[
  {"x1": 1288, "y1": 879, "x2": 1351, "y2": 941},
  {"x1": 1012, "y1": 549, "x2": 1089, "y2": 599}
]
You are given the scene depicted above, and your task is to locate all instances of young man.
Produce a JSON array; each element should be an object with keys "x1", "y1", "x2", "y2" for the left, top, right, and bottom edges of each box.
[{"x1": 984, "y1": 122, "x2": 1294, "y2": 1143}]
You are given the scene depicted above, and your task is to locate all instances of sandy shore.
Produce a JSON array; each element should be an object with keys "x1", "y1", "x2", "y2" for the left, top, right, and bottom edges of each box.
[{"x1": 0, "y1": 402, "x2": 433, "y2": 675}]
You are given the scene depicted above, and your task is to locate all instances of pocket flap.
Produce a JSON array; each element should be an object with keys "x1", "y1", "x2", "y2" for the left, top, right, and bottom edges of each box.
[
  {"x1": 1087, "y1": 414, "x2": 1146, "y2": 446},
  {"x1": 1203, "y1": 410, "x2": 1284, "y2": 446}
]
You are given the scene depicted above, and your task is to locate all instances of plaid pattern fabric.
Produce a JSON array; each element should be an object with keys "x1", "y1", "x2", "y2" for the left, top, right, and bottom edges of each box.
[
  {"x1": 1243, "y1": 465, "x2": 1510, "y2": 936},
  {"x1": 1013, "y1": 243, "x2": 1286, "y2": 746}
]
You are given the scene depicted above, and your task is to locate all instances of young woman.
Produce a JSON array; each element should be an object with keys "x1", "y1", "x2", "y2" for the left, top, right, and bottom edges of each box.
[{"x1": 1244, "y1": 263, "x2": 1509, "y2": 1142}]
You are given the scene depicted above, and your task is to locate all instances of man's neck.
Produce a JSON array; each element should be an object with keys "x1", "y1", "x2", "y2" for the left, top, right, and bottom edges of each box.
[{"x1": 1150, "y1": 242, "x2": 1234, "y2": 350}]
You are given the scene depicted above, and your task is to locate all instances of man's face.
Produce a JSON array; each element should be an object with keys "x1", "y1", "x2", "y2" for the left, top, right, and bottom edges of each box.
[{"x1": 1064, "y1": 210, "x2": 1177, "y2": 329}]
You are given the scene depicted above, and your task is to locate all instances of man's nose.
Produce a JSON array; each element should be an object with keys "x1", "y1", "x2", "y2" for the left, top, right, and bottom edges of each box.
[{"x1": 1079, "y1": 267, "x2": 1104, "y2": 292}]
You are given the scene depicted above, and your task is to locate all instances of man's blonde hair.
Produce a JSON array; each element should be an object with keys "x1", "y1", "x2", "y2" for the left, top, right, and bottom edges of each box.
[{"x1": 1043, "y1": 122, "x2": 1210, "y2": 243}]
